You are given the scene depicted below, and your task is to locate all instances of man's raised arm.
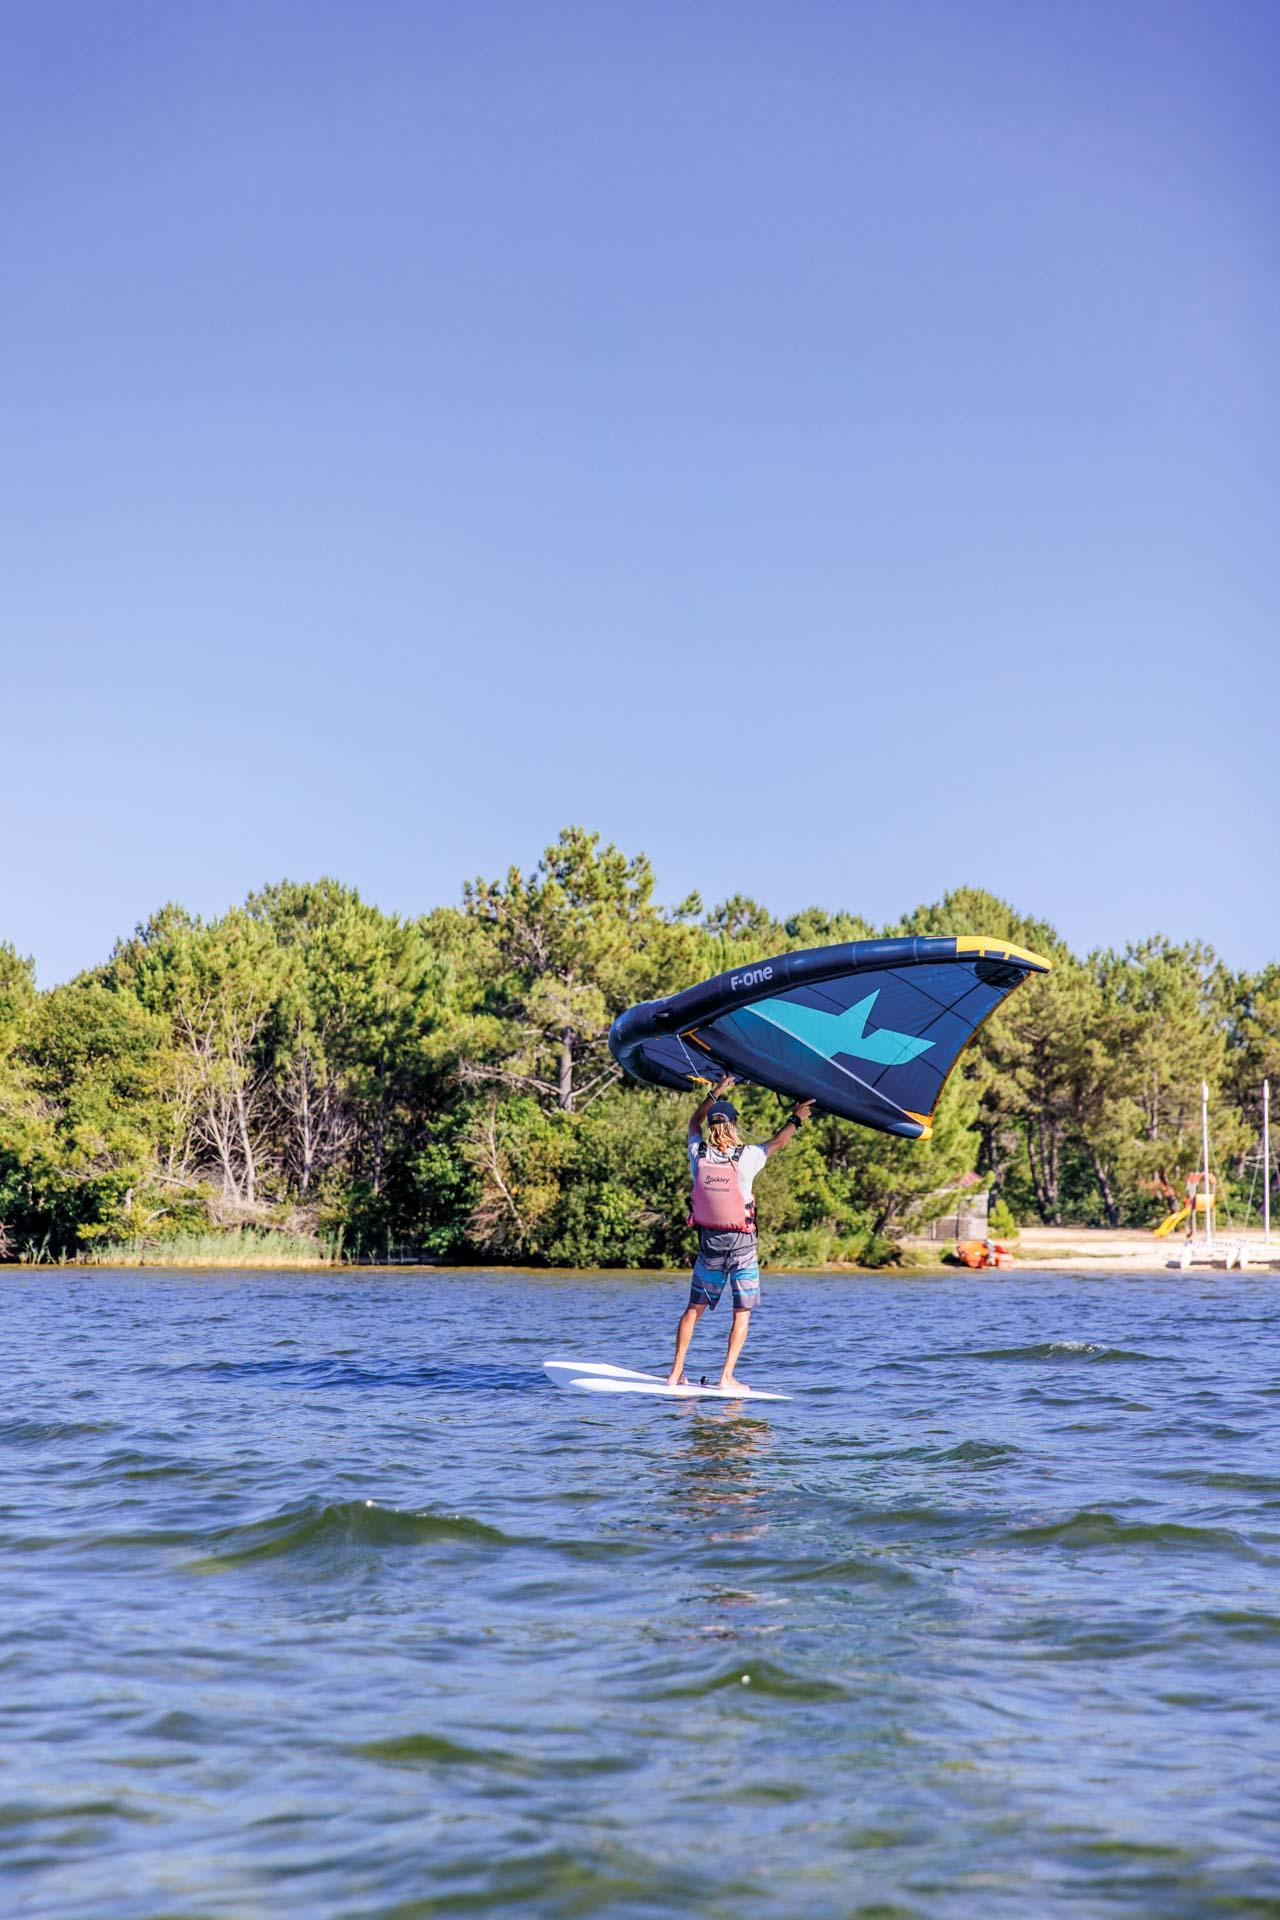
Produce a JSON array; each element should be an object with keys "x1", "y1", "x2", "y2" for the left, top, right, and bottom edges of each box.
[
  {"x1": 764, "y1": 1099, "x2": 815, "y2": 1156},
  {"x1": 689, "y1": 1074, "x2": 737, "y2": 1139}
]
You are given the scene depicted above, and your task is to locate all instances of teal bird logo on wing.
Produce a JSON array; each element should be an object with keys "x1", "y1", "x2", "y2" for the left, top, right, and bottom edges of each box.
[{"x1": 749, "y1": 991, "x2": 935, "y2": 1069}]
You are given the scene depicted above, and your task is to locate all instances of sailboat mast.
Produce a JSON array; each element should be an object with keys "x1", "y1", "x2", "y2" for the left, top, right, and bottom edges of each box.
[
  {"x1": 1265, "y1": 1080, "x2": 1272, "y2": 1249},
  {"x1": 1200, "y1": 1080, "x2": 1212, "y2": 1250}
]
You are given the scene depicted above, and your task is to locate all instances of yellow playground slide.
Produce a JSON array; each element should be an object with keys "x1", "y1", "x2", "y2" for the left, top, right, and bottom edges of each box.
[{"x1": 1153, "y1": 1205, "x2": 1191, "y2": 1238}]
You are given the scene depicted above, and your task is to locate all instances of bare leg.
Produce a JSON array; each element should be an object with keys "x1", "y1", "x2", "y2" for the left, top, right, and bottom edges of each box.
[
  {"x1": 718, "y1": 1308, "x2": 751, "y2": 1391},
  {"x1": 668, "y1": 1303, "x2": 706, "y2": 1386}
]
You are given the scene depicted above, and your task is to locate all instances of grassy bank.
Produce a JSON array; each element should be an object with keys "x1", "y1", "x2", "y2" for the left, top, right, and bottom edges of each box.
[
  {"x1": 7, "y1": 1227, "x2": 906, "y2": 1272},
  {"x1": 74, "y1": 1230, "x2": 344, "y2": 1269}
]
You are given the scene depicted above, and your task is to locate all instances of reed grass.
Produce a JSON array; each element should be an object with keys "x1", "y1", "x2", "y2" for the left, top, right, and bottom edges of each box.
[{"x1": 82, "y1": 1229, "x2": 344, "y2": 1268}]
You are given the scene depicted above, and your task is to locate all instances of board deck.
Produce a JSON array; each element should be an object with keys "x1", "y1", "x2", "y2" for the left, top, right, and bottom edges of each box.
[{"x1": 542, "y1": 1358, "x2": 790, "y2": 1402}]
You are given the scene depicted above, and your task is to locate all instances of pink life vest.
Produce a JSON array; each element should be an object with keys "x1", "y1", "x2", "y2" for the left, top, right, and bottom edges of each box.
[{"x1": 689, "y1": 1147, "x2": 756, "y2": 1233}]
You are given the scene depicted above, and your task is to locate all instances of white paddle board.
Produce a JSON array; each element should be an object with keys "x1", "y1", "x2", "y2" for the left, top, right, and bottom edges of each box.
[{"x1": 542, "y1": 1358, "x2": 789, "y2": 1402}]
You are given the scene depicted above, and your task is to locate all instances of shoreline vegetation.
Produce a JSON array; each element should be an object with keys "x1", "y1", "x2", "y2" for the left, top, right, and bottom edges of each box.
[
  {"x1": 6, "y1": 1226, "x2": 1275, "y2": 1277},
  {"x1": 2, "y1": 828, "x2": 1277, "y2": 1273}
]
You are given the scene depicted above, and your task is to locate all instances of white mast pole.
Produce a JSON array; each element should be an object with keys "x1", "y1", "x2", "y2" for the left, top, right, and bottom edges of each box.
[
  {"x1": 1201, "y1": 1079, "x2": 1212, "y2": 1251},
  {"x1": 1265, "y1": 1080, "x2": 1272, "y2": 1249}
]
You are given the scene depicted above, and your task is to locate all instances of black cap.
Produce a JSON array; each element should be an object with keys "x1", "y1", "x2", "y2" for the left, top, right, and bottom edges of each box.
[{"x1": 708, "y1": 1098, "x2": 739, "y2": 1122}]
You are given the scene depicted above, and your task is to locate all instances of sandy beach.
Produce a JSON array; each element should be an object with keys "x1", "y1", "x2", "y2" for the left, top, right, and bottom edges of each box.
[{"x1": 905, "y1": 1225, "x2": 1280, "y2": 1275}]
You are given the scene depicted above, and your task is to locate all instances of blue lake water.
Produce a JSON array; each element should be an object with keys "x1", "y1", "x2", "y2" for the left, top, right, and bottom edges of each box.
[{"x1": 2, "y1": 1267, "x2": 1279, "y2": 1919}]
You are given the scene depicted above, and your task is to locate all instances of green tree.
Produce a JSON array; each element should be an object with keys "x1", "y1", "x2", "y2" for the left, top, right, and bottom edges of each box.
[
  {"x1": 251, "y1": 883, "x2": 451, "y2": 1200},
  {"x1": 113, "y1": 906, "x2": 293, "y2": 1213},
  {"x1": 1096, "y1": 939, "x2": 1244, "y2": 1216},
  {"x1": 462, "y1": 1094, "x2": 578, "y2": 1258},
  {"x1": 1229, "y1": 963, "x2": 1280, "y2": 1108},
  {"x1": 784, "y1": 907, "x2": 875, "y2": 947},
  {"x1": 19, "y1": 981, "x2": 170, "y2": 1250},
  {"x1": 969, "y1": 959, "x2": 1100, "y2": 1225},
  {"x1": 462, "y1": 828, "x2": 701, "y2": 1114},
  {"x1": 703, "y1": 895, "x2": 781, "y2": 945},
  {"x1": 0, "y1": 946, "x2": 42, "y2": 1255},
  {"x1": 817, "y1": 1073, "x2": 983, "y2": 1238}
]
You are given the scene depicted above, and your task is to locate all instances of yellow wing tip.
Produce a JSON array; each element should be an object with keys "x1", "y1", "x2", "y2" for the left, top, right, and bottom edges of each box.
[
  {"x1": 954, "y1": 936, "x2": 1053, "y2": 971},
  {"x1": 903, "y1": 1110, "x2": 934, "y2": 1138}
]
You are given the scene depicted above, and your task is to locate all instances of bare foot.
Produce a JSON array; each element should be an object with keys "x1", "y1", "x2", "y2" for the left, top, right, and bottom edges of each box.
[
  {"x1": 717, "y1": 1376, "x2": 749, "y2": 1395},
  {"x1": 666, "y1": 1370, "x2": 686, "y2": 1388}
]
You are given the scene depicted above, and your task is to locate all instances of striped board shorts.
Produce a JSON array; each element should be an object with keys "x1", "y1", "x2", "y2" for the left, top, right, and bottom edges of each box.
[{"x1": 689, "y1": 1230, "x2": 761, "y2": 1312}]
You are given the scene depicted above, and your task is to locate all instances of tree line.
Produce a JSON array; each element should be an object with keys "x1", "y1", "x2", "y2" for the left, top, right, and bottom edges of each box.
[{"x1": 1, "y1": 828, "x2": 1276, "y2": 1264}]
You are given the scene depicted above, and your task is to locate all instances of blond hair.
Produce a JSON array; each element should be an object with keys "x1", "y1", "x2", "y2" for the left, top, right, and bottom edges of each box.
[{"x1": 706, "y1": 1115, "x2": 740, "y2": 1155}]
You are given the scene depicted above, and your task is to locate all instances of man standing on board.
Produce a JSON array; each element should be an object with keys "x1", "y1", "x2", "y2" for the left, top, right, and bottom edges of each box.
[{"x1": 668, "y1": 1074, "x2": 813, "y2": 1392}]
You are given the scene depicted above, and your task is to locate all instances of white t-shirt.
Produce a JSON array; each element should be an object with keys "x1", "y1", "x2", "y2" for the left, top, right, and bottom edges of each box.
[{"x1": 688, "y1": 1134, "x2": 768, "y2": 1202}]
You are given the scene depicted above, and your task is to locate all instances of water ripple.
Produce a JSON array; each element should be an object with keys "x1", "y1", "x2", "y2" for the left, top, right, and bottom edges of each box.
[{"x1": 1, "y1": 1266, "x2": 1277, "y2": 1918}]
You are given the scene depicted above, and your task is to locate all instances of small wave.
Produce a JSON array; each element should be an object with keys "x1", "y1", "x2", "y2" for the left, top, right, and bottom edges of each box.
[
  {"x1": 933, "y1": 1340, "x2": 1166, "y2": 1364},
  {"x1": 138, "y1": 1708, "x2": 220, "y2": 1744},
  {"x1": 189, "y1": 1497, "x2": 517, "y2": 1571},
  {"x1": 8, "y1": 1522, "x2": 201, "y2": 1559},
  {"x1": 778, "y1": 1554, "x2": 915, "y2": 1589},
  {"x1": 352, "y1": 1731, "x2": 527, "y2": 1772},
  {"x1": 1004, "y1": 1511, "x2": 1263, "y2": 1557},
  {"x1": 888, "y1": 1437, "x2": 1018, "y2": 1468},
  {"x1": 0, "y1": 1418, "x2": 115, "y2": 1446},
  {"x1": 849, "y1": 1504, "x2": 985, "y2": 1538},
  {"x1": 1069, "y1": 1838, "x2": 1193, "y2": 1863},
  {"x1": 720, "y1": 1780, "x2": 812, "y2": 1806},
  {"x1": 939, "y1": 1439, "x2": 1019, "y2": 1464},
  {"x1": 1028, "y1": 1625, "x2": 1172, "y2": 1662},
  {"x1": 349, "y1": 1731, "x2": 639, "y2": 1781},
  {"x1": 0, "y1": 1795, "x2": 157, "y2": 1831},
  {"x1": 152, "y1": 1356, "x2": 537, "y2": 1392},
  {"x1": 647, "y1": 1658, "x2": 849, "y2": 1702},
  {"x1": 1195, "y1": 1608, "x2": 1280, "y2": 1643},
  {"x1": 1154, "y1": 1467, "x2": 1280, "y2": 1495}
]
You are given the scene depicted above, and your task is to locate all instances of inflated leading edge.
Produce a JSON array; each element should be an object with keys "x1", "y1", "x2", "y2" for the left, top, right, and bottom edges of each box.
[{"x1": 608, "y1": 935, "x2": 1051, "y2": 1139}]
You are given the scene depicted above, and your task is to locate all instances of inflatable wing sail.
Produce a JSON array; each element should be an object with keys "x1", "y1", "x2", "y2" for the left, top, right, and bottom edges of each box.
[{"x1": 609, "y1": 936, "x2": 1050, "y2": 1139}]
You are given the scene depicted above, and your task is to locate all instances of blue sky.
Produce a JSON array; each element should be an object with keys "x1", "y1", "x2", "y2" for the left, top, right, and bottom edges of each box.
[{"x1": 5, "y1": 1, "x2": 1277, "y2": 985}]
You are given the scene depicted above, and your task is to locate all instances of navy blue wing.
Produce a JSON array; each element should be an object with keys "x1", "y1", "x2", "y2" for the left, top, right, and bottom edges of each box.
[{"x1": 610, "y1": 938, "x2": 1048, "y2": 1139}]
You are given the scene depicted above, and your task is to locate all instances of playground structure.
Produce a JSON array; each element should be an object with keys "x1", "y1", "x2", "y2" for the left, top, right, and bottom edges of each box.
[
  {"x1": 1161, "y1": 1080, "x2": 1279, "y2": 1270},
  {"x1": 1153, "y1": 1172, "x2": 1217, "y2": 1240}
]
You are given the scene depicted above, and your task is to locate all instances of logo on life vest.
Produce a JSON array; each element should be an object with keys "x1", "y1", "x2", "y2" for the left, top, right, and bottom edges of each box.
[
  {"x1": 690, "y1": 1147, "x2": 753, "y2": 1231},
  {"x1": 729, "y1": 965, "x2": 773, "y2": 992}
]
